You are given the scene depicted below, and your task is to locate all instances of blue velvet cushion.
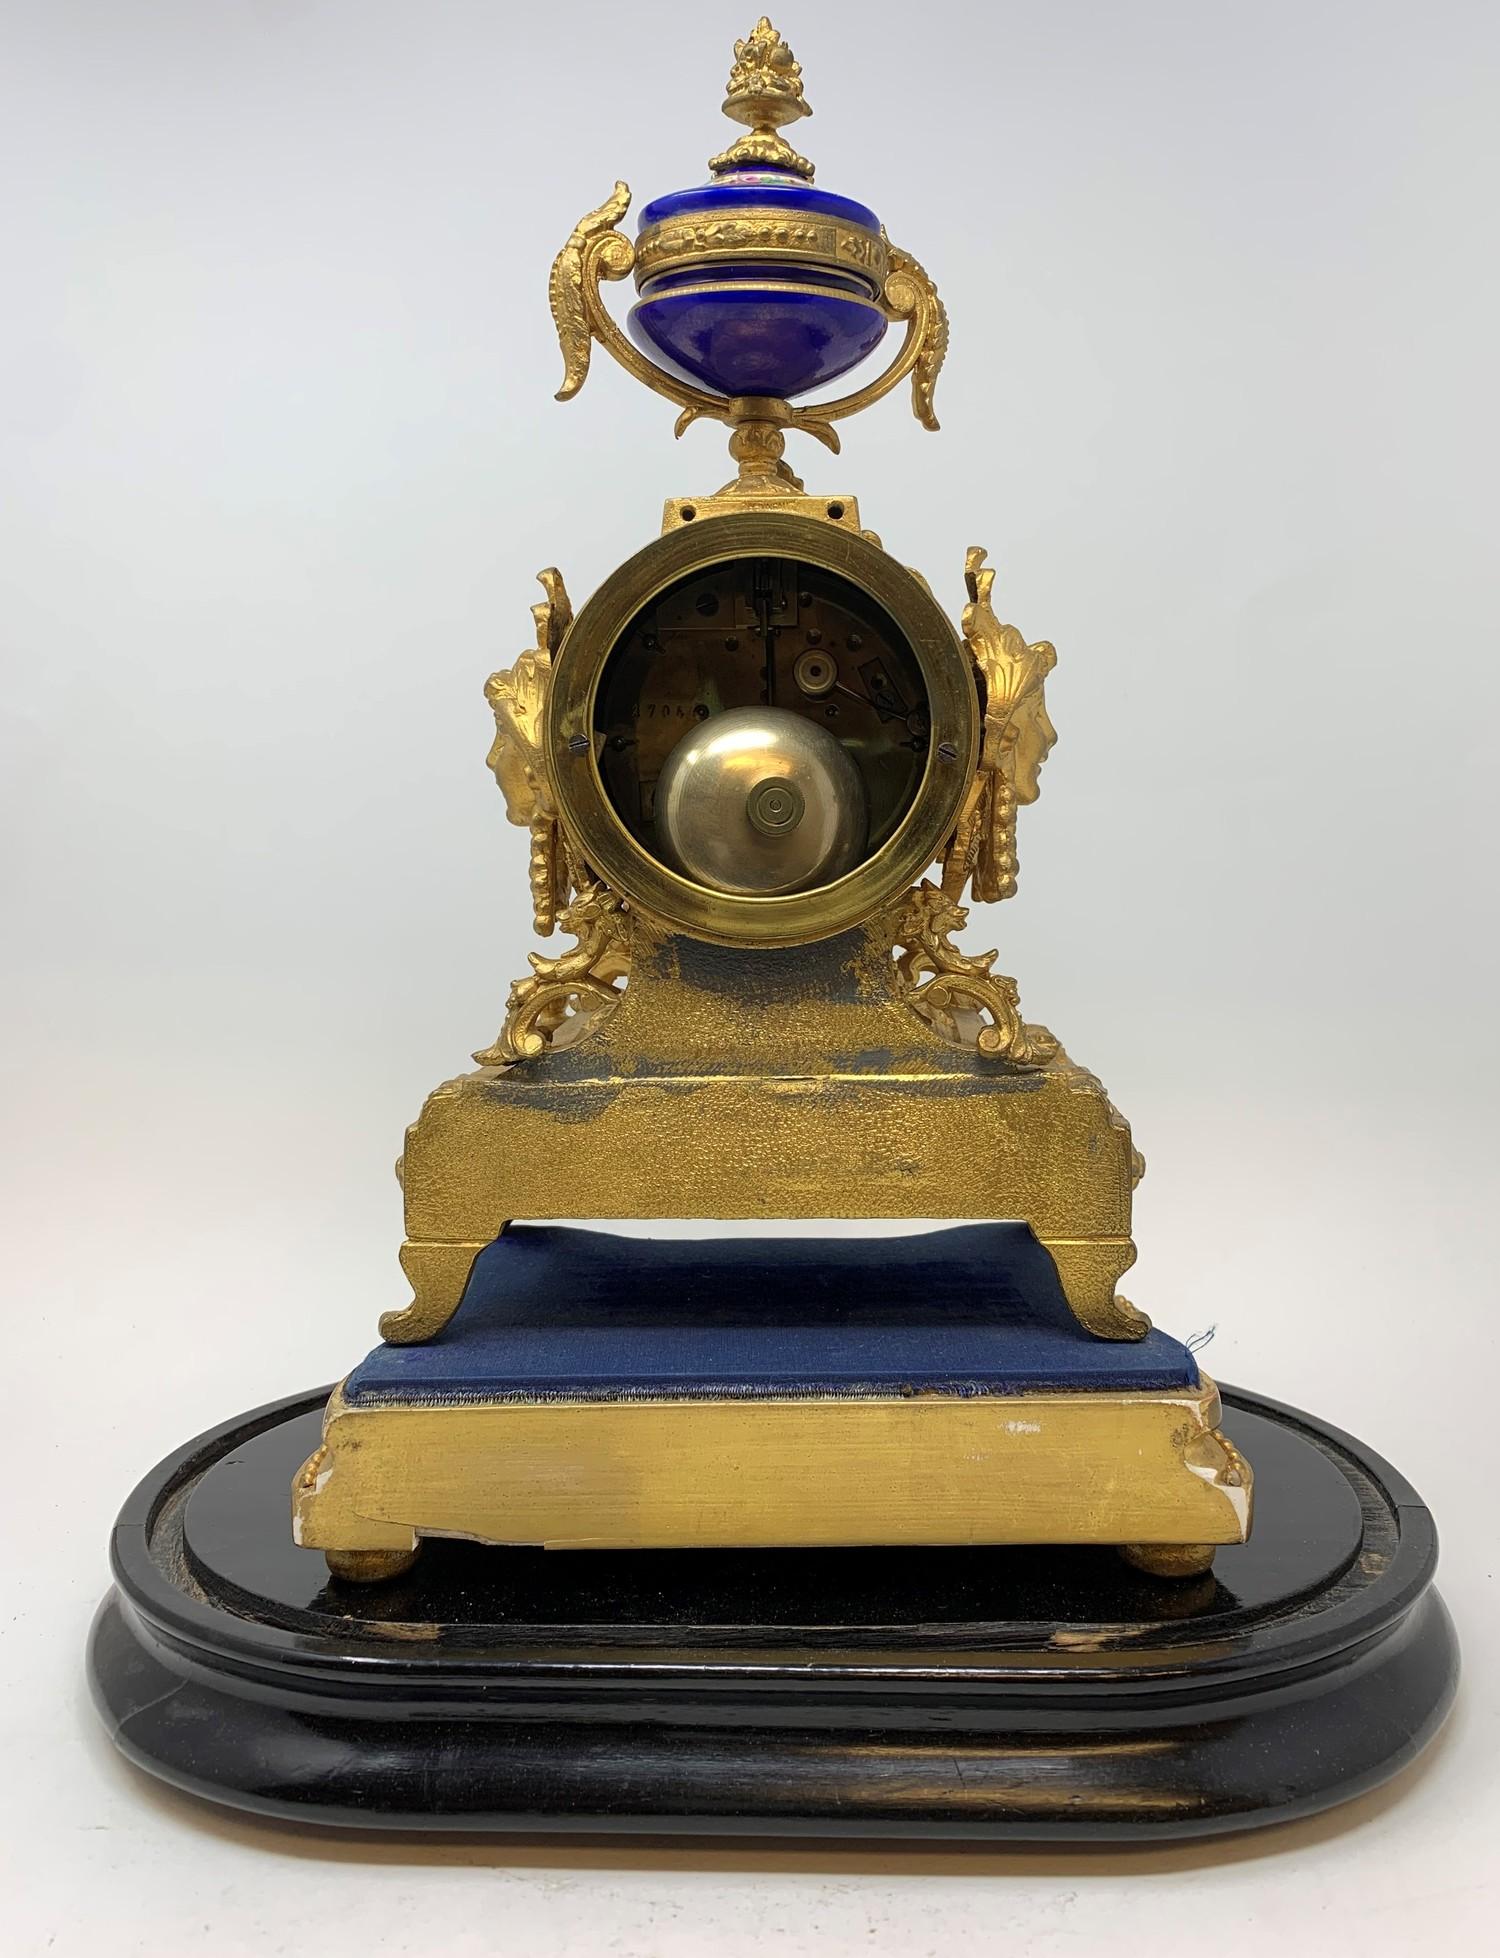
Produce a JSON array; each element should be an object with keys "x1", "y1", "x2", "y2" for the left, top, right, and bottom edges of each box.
[{"x1": 344, "y1": 1225, "x2": 1198, "y2": 1406}]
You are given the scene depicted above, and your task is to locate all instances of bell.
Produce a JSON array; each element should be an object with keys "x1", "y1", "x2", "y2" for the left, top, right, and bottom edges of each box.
[{"x1": 655, "y1": 706, "x2": 868, "y2": 896}]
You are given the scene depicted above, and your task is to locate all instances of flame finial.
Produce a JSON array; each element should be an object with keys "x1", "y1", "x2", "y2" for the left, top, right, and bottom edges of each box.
[{"x1": 710, "y1": 17, "x2": 815, "y2": 180}]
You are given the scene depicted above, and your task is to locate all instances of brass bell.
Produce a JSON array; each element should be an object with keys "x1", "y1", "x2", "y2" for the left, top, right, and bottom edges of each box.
[{"x1": 655, "y1": 706, "x2": 868, "y2": 896}]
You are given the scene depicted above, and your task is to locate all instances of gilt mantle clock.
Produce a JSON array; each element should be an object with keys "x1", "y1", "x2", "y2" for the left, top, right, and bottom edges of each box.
[{"x1": 88, "y1": 18, "x2": 1456, "y2": 1841}]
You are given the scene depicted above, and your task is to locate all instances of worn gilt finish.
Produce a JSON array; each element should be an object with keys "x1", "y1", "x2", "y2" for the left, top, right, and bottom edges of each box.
[
  {"x1": 547, "y1": 21, "x2": 948, "y2": 483},
  {"x1": 294, "y1": 1373, "x2": 1249, "y2": 1559},
  {"x1": 368, "y1": 19, "x2": 1142, "y2": 1356},
  {"x1": 299, "y1": 17, "x2": 1203, "y2": 1572},
  {"x1": 382, "y1": 919, "x2": 1148, "y2": 1351}
]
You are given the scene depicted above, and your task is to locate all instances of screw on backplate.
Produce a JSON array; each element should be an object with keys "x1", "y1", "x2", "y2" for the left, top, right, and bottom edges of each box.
[
  {"x1": 568, "y1": 734, "x2": 589, "y2": 755},
  {"x1": 746, "y1": 776, "x2": 805, "y2": 836},
  {"x1": 936, "y1": 740, "x2": 959, "y2": 762}
]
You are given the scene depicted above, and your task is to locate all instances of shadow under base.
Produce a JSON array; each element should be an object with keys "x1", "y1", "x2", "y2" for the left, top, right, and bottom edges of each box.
[{"x1": 88, "y1": 1385, "x2": 1456, "y2": 1841}]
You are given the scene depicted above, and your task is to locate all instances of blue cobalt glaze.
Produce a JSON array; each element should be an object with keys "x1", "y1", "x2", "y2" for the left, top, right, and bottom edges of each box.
[
  {"x1": 629, "y1": 278, "x2": 888, "y2": 398},
  {"x1": 639, "y1": 174, "x2": 882, "y2": 236},
  {"x1": 630, "y1": 169, "x2": 889, "y2": 398},
  {"x1": 345, "y1": 1223, "x2": 1200, "y2": 1405}
]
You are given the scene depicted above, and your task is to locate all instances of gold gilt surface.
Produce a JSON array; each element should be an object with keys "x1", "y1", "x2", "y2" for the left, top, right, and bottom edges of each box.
[
  {"x1": 633, "y1": 212, "x2": 890, "y2": 289},
  {"x1": 425, "y1": 501, "x2": 1133, "y2": 1356},
  {"x1": 710, "y1": 15, "x2": 815, "y2": 180},
  {"x1": 659, "y1": 491, "x2": 863, "y2": 531},
  {"x1": 383, "y1": 920, "x2": 1146, "y2": 1349},
  {"x1": 547, "y1": 14, "x2": 946, "y2": 470},
  {"x1": 545, "y1": 514, "x2": 979, "y2": 949},
  {"x1": 293, "y1": 1374, "x2": 1250, "y2": 1558},
  {"x1": 285, "y1": 17, "x2": 1243, "y2": 1576},
  {"x1": 548, "y1": 186, "x2": 948, "y2": 476},
  {"x1": 418, "y1": 497, "x2": 1138, "y2": 1359}
]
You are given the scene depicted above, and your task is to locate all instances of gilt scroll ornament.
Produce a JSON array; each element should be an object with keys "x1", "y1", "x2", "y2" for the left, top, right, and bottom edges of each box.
[
  {"x1": 891, "y1": 881, "x2": 1059, "y2": 1067},
  {"x1": 545, "y1": 14, "x2": 949, "y2": 487},
  {"x1": 473, "y1": 876, "x2": 630, "y2": 1068}
]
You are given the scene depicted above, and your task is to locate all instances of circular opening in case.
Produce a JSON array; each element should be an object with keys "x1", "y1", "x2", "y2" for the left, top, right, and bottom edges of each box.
[
  {"x1": 547, "y1": 515, "x2": 977, "y2": 947},
  {"x1": 593, "y1": 556, "x2": 931, "y2": 892}
]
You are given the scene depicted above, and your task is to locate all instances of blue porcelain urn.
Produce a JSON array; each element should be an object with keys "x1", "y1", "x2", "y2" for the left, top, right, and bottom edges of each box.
[{"x1": 627, "y1": 18, "x2": 890, "y2": 402}]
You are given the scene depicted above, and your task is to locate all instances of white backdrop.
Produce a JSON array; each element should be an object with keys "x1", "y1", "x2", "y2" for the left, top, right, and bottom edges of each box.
[{"x1": 3, "y1": 2, "x2": 1496, "y2": 1953}]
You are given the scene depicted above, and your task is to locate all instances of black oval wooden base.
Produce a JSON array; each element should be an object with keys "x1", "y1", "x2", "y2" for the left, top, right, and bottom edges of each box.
[{"x1": 88, "y1": 1385, "x2": 1457, "y2": 1841}]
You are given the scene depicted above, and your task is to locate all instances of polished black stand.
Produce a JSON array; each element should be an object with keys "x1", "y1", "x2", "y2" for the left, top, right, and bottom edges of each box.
[{"x1": 88, "y1": 1385, "x2": 1456, "y2": 1840}]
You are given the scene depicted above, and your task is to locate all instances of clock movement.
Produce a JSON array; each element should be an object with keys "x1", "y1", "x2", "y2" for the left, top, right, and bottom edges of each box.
[{"x1": 89, "y1": 17, "x2": 1456, "y2": 1840}]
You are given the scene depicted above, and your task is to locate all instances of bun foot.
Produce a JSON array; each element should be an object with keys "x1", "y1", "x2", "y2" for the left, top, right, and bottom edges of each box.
[
  {"x1": 1120, "y1": 1541, "x2": 1216, "y2": 1578},
  {"x1": 323, "y1": 1545, "x2": 420, "y2": 1584}
]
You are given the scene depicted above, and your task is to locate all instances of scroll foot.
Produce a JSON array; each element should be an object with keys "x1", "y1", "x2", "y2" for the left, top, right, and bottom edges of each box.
[
  {"x1": 378, "y1": 1239, "x2": 493, "y2": 1344},
  {"x1": 1041, "y1": 1237, "x2": 1151, "y2": 1341}
]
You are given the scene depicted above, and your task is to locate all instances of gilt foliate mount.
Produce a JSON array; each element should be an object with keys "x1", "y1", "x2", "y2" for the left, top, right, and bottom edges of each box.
[
  {"x1": 478, "y1": 18, "x2": 1060, "y2": 1074},
  {"x1": 480, "y1": 545, "x2": 1061, "y2": 1072}
]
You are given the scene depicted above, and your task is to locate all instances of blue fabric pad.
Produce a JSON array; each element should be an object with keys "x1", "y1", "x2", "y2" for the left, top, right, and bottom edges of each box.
[{"x1": 345, "y1": 1225, "x2": 1198, "y2": 1406}]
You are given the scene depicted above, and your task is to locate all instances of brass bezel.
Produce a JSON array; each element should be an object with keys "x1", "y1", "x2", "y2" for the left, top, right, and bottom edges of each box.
[{"x1": 547, "y1": 514, "x2": 978, "y2": 947}]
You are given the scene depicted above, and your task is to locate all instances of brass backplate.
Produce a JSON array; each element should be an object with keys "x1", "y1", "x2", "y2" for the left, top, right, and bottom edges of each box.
[{"x1": 546, "y1": 513, "x2": 979, "y2": 947}]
